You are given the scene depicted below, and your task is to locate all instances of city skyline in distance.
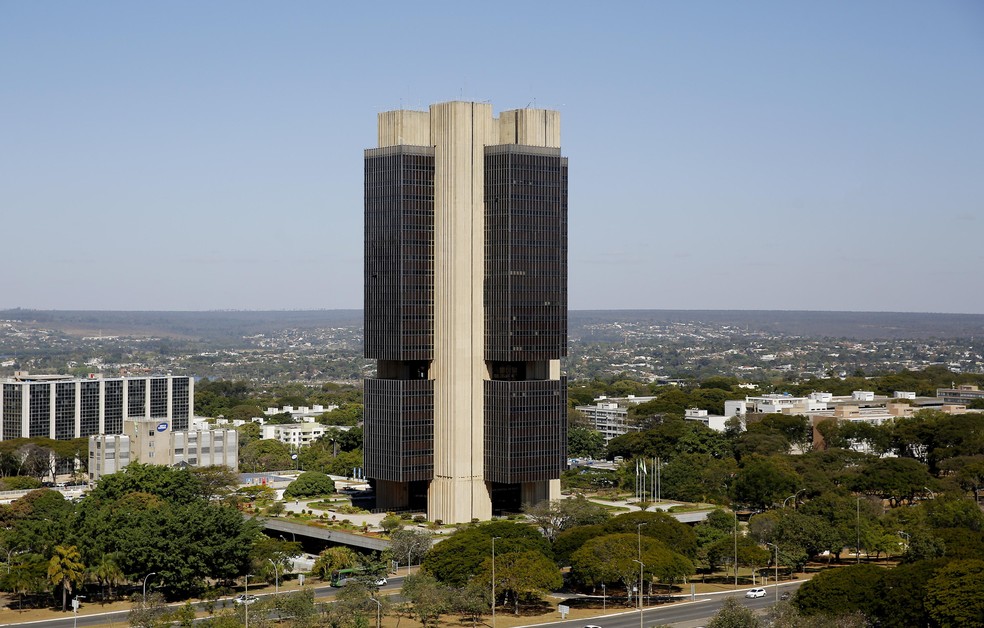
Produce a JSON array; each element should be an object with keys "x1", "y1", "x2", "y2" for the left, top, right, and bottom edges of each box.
[{"x1": 2, "y1": 2, "x2": 982, "y2": 314}]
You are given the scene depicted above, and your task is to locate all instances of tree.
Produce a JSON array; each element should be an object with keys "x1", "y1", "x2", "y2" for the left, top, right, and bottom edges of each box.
[
  {"x1": 522, "y1": 496, "x2": 610, "y2": 541},
  {"x1": 661, "y1": 453, "x2": 736, "y2": 504},
  {"x1": 283, "y1": 471, "x2": 336, "y2": 499},
  {"x1": 794, "y1": 563, "x2": 884, "y2": 618},
  {"x1": 390, "y1": 529, "x2": 432, "y2": 570},
  {"x1": 401, "y1": 571, "x2": 452, "y2": 626},
  {"x1": 707, "y1": 536, "x2": 769, "y2": 574},
  {"x1": 74, "y1": 467, "x2": 260, "y2": 597},
  {"x1": 479, "y1": 550, "x2": 562, "y2": 615},
  {"x1": 449, "y1": 580, "x2": 489, "y2": 627},
  {"x1": 604, "y1": 511, "x2": 698, "y2": 559},
  {"x1": 250, "y1": 537, "x2": 301, "y2": 585},
  {"x1": 312, "y1": 546, "x2": 358, "y2": 581},
  {"x1": 272, "y1": 589, "x2": 319, "y2": 627},
  {"x1": 873, "y1": 559, "x2": 948, "y2": 628},
  {"x1": 553, "y1": 524, "x2": 606, "y2": 567},
  {"x1": 129, "y1": 591, "x2": 169, "y2": 628},
  {"x1": 731, "y1": 455, "x2": 801, "y2": 510},
  {"x1": 380, "y1": 514, "x2": 404, "y2": 534},
  {"x1": 240, "y1": 439, "x2": 292, "y2": 472},
  {"x1": 331, "y1": 579, "x2": 388, "y2": 628},
  {"x1": 5, "y1": 553, "x2": 47, "y2": 609},
  {"x1": 851, "y1": 456, "x2": 935, "y2": 506},
  {"x1": 924, "y1": 559, "x2": 984, "y2": 627},
  {"x1": 708, "y1": 596, "x2": 762, "y2": 628},
  {"x1": 190, "y1": 465, "x2": 239, "y2": 502},
  {"x1": 570, "y1": 533, "x2": 693, "y2": 596},
  {"x1": 89, "y1": 552, "x2": 125, "y2": 601},
  {"x1": 47, "y1": 544, "x2": 85, "y2": 611},
  {"x1": 422, "y1": 522, "x2": 552, "y2": 587},
  {"x1": 568, "y1": 426, "x2": 605, "y2": 459},
  {"x1": 86, "y1": 462, "x2": 203, "y2": 505}
]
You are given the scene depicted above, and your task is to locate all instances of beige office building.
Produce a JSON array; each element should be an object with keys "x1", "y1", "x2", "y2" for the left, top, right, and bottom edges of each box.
[
  {"x1": 89, "y1": 418, "x2": 238, "y2": 483},
  {"x1": 363, "y1": 102, "x2": 569, "y2": 523}
]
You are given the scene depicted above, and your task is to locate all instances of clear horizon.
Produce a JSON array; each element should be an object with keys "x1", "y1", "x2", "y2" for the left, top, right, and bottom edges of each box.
[{"x1": 2, "y1": 2, "x2": 982, "y2": 314}]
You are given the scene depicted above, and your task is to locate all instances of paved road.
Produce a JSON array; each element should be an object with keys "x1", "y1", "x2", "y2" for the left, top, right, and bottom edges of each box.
[
  {"x1": 0, "y1": 577, "x2": 407, "y2": 628},
  {"x1": 3, "y1": 579, "x2": 802, "y2": 628},
  {"x1": 526, "y1": 582, "x2": 804, "y2": 628}
]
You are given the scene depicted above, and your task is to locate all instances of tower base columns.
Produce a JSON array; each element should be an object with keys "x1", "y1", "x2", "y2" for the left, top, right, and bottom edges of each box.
[{"x1": 428, "y1": 476, "x2": 492, "y2": 524}]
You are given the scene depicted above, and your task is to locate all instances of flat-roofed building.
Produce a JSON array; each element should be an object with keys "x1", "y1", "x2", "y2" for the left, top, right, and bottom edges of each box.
[
  {"x1": 1, "y1": 371, "x2": 193, "y2": 441},
  {"x1": 937, "y1": 384, "x2": 984, "y2": 405},
  {"x1": 89, "y1": 418, "x2": 237, "y2": 483}
]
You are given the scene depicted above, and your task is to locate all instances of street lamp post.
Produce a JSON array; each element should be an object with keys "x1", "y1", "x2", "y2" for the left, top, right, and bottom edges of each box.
[
  {"x1": 632, "y1": 559, "x2": 645, "y2": 628},
  {"x1": 369, "y1": 596, "x2": 381, "y2": 628},
  {"x1": 733, "y1": 510, "x2": 738, "y2": 587},
  {"x1": 142, "y1": 572, "x2": 157, "y2": 604},
  {"x1": 856, "y1": 497, "x2": 861, "y2": 564},
  {"x1": 245, "y1": 573, "x2": 253, "y2": 628},
  {"x1": 783, "y1": 489, "x2": 806, "y2": 509},
  {"x1": 602, "y1": 582, "x2": 606, "y2": 610},
  {"x1": 636, "y1": 522, "x2": 648, "y2": 605},
  {"x1": 492, "y1": 536, "x2": 501, "y2": 628},
  {"x1": 767, "y1": 543, "x2": 779, "y2": 604},
  {"x1": 72, "y1": 595, "x2": 85, "y2": 628},
  {"x1": 898, "y1": 530, "x2": 911, "y2": 554},
  {"x1": 269, "y1": 558, "x2": 279, "y2": 595}
]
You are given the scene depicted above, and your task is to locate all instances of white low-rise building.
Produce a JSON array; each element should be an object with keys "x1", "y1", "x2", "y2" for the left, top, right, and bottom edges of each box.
[
  {"x1": 261, "y1": 422, "x2": 353, "y2": 448},
  {"x1": 683, "y1": 407, "x2": 732, "y2": 432},
  {"x1": 264, "y1": 405, "x2": 339, "y2": 421},
  {"x1": 725, "y1": 393, "x2": 828, "y2": 417},
  {"x1": 575, "y1": 396, "x2": 654, "y2": 444}
]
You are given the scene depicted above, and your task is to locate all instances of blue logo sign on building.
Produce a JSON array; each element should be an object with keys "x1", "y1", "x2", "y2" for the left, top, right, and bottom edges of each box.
[{"x1": 156, "y1": 422, "x2": 169, "y2": 432}]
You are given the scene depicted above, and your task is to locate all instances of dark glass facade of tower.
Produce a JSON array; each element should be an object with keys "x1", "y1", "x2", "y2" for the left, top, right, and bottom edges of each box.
[
  {"x1": 363, "y1": 378, "x2": 434, "y2": 482},
  {"x1": 484, "y1": 378, "x2": 567, "y2": 484},
  {"x1": 364, "y1": 146, "x2": 435, "y2": 361},
  {"x1": 364, "y1": 145, "x2": 436, "y2": 482},
  {"x1": 484, "y1": 145, "x2": 568, "y2": 362}
]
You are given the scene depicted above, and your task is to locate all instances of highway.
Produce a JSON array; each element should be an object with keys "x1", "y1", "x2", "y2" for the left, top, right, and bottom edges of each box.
[
  {"x1": 528, "y1": 582, "x2": 804, "y2": 628},
  {"x1": 0, "y1": 579, "x2": 803, "y2": 628},
  {"x1": 0, "y1": 577, "x2": 407, "y2": 628}
]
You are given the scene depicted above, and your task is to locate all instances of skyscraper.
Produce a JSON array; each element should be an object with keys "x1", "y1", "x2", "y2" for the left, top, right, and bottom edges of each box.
[{"x1": 363, "y1": 101, "x2": 568, "y2": 523}]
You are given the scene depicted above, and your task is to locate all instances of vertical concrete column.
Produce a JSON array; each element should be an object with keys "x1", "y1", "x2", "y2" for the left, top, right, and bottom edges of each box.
[{"x1": 428, "y1": 101, "x2": 494, "y2": 523}]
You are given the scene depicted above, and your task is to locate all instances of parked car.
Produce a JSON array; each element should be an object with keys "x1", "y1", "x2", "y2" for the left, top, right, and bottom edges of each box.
[
  {"x1": 745, "y1": 588, "x2": 766, "y2": 599},
  {"x1": 234, "y1": 594, "x2": 258, "y2": 605}
]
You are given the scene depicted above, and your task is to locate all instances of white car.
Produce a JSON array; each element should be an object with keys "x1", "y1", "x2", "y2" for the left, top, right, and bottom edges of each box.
[
  {"x1": 745, "y1": 588, "x2": 766, "y2": 598},
  {"x1": 234, "y1": 594, "x2": 259, "y2": 605}
]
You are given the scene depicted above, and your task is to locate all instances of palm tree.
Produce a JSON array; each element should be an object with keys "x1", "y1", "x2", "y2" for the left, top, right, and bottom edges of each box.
[
  {"x1": 47, "y1": 544, "x2": 85, "y2": 611},
  {"x1": 89, "y1": 553, "x2": 124, "y2": 601}
]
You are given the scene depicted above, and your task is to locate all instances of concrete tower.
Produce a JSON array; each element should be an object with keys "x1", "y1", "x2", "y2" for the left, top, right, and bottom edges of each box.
[{"x1": 363, "y1": 101, "x2": 568, "y2": 523}]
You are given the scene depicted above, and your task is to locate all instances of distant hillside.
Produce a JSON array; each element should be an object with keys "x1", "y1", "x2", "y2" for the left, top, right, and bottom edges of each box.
[
  {"x1": 2, "y1": 308, "x2": 982, "y2": 342},
  {"x1": 571, "y1": 310, "x2": 984, "y2": 341},
  {"x1": 0, "y1": 309, "x2": 362, "y2": 341}
]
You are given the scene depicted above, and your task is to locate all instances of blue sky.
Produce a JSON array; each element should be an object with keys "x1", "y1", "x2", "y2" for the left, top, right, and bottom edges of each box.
[{"x1": 2, "y1": 1, "x2": 982, "y2": 313}]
